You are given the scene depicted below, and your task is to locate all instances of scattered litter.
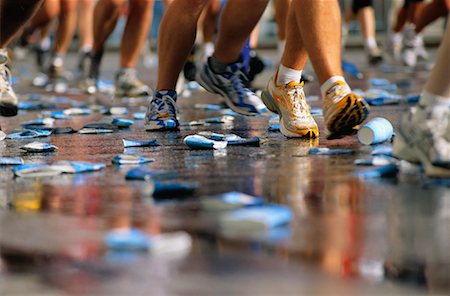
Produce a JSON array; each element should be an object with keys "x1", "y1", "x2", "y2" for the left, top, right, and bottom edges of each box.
[
  {"x1": 51, "y1": 161, "x2": 106, "y2": 173},
  {"x1": 201, "y1": 192, "x2": 264, "y2": 211},
  {"x1": 183, "y1": 115, "x2": 234, "y2": 127},
  {"x1": 7, "y1": 129, "x2": 52, "y2": 139},
  {"x1": 354, "y1": 156, "x2": 396, "y2": 166},
  {"x1": 342, "y1": 60, "x2": 363, "y2": 79},
  {"x1": 132, "y1": 112, "x2": 145, "y2": 120},
  {"x1": 12, "y1": 164, "x2": 61, "y2": 177},
  {"x1": 369, "y1": 78, "x2": 390, "y2": 87},
  {"x1": 105, "y1": 228, "x2": 150, "y2": 251},
  {"x1": 308, "y1": 147, "x2": 354, "y2": 155},
  {"x1": 122, "y1": 138, "x2": 160, "y2": 148},
  {"x1": 354, "y1": 163, "x2": 398, "y2": 179},
  {"x1": 104, "y1": 228, "x2": 192, "y2": 256},
  {"x1": 197, "y1": 132, "x2": 260, "y2": 146},
  {"x1": 153, "y1": 182, "x2": 198, "y2": 198},
  {"x1": 402, "y1": 95, "x2": 420, "y2": 103},
  {"x1": 21, "y1": 118, "x2": 55, "y2": 127},
  {"x1": 221, "y1": 109, "x2": 240, "y2": 116},
  {"x1": 112, "y1": 118, "x2": 134, "y2": 128},
  {"x1": 46, "y1": 110, "x2": 72, "y2": 119},
  {"x1": 18, "y1": 101, "x2": 56, "y2": 111},
  {"x1": 20, "y1": 142, "x2": 58, "y2": 153},
  {"x1": 107, "y1": 107, "x2": 129, "y2": 116},
  {"x1": 0, "y1": 157, "x2": 24, "y2": 165},
  {"x1": 357, "y1": 117, "x2": 394, "y2": 145},
  {"x1": 0, "y1": 131, "x2": 5, "y2": 141},
  {"x1": 112, "y1": 154, "x2": 154, "y2": 165},
  {"x1": 78, "y1": 128, "x2": 114, "y2": 134},
  {"x1": 52, "y1": 127, "x2": 77, "y2": 134},
  {"x1": 184, "y1": 135, "x2": 227, "y2": 150},
  {"x1": 125, "y1": 168, "x2": 176, "y2": 180},
  {"x1": 219, "y1": 204, "x2": 293, "y2": 232},
  {"x1": 63, "y1": 108, "x2": 92, "y2": 116},
  {"x1": 268, "y1": 115, "x2": 280, "y2": 132},
  {"x1": 371, "y1": 145, "x2": 393, "y2": 157}
]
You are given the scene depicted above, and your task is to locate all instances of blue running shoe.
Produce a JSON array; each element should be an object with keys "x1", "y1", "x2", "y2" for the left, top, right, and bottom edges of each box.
[
  {"x1": 144, "y1": 90, "x2": 179, "y2": 131},
  {"x1": 196, "y1": 58, "x2": 266, "y2": 116}
]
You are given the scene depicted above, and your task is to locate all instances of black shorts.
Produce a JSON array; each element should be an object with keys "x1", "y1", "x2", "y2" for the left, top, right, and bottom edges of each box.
[{"x1": 352, "y1": 0, "x2": 373, "y2": 14}]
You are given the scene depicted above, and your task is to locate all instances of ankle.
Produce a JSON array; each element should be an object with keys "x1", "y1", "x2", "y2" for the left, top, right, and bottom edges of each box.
[
  {"x1": 320, "y1": 76, "x2": 350, "y2": 98},
  {"x1": 276, "y1": 64, "x2": 302, "y2": 86}
]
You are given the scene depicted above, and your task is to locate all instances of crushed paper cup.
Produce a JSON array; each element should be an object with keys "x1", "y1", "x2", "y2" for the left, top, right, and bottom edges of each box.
[
  {"x1": 112, "y1": 154, "x2": 154, "y2": 165},
  {"x1": 20, "y1": 142, "x2": 58, "y2": 153},
  {"x1": 184, "y1": 135, "x2": 227, "y2": 150},
  {"x1": 123, "y1": 138, "x2": 160, "y2": 148}
]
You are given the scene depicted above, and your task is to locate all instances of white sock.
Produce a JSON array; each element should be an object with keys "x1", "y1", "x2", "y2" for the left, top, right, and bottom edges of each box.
[
  {"x1": 40, "y1": 37, "x2": 51, "y2": 51},
  {"x1": 420, "y1": 90, "x2": 450, "y2": 106},
  {"x1": 276, "y1": 64, "x2": 302, "y2": 86},
  {"x1": 320, "y1": 76, "x2": 350, "y2": 98},
  {"x1": 365, "y1": 37, "x2": 378, "y2": 50},
  {"x1": 80, "y1": 44, "x2": 92, "y2": 53},
  {"x1": 277, "y1": 40, "x2": 286, "y2": 59},
  {"x1": 51, "y1": 54, "x2": 64, "y2": 67},
  {"x1": 392, "y1": 32, "x2": 402, "y2": 44}
]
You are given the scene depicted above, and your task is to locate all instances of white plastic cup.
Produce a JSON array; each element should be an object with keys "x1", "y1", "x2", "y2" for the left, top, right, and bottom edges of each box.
[{"x1": 358, "y1": 117, "x2": 394, "y2": 145}]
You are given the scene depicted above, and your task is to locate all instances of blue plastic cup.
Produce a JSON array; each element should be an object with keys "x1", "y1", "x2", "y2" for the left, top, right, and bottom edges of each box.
[{"x1": 357, "y1": 117, "x2": 394, "y2": 145}]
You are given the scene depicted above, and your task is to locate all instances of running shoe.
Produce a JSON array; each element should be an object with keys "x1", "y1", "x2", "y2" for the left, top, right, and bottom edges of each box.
[
  {"x1": 261, "y1": 74, "x2": 318, "y2": 138},
  {"x1": 323, "y1": 80, "x2": 370, "y2": 133},
  {"x1": 0, "y1": 54, "x2": 18, "y2": 116},
  {"x1": 402, "y1": 25, "x2": 428, "y2": 67},
  {"x1": 367, "y1": 47, "x2": 383, "y2": 65},
  {"x1": 393, "y1": 104, "x2": 450, "y2": 177},
  {"x1": 115, "y1": 68, "x2": 151, "y2": 97},
  {"x1": 385, "y1": 33, "x2": 402, "y2": 62},
  {"x1": 144, "y1": 90, "x2": 179, "y2": 131},
  {"x1": 196, "y1": 57, "x2": 266, "y2": 115}
]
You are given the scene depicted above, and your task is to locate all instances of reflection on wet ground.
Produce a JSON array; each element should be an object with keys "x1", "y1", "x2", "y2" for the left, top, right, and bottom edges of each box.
[{"x1": 0, "y1": 50, "x2": 449, "y2": 295}]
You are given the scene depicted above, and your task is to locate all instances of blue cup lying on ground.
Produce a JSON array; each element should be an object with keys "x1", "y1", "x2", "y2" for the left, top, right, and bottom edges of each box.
[{"x1": 357, "y1": 117, "x2": 394, "y2": 145}]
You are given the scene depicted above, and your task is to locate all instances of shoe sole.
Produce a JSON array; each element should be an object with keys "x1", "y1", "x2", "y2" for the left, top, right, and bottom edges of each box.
[
  {"x1": 394, "y1": 129, "x2": 450, "y2": 177},
  {"x1": 196, "y1": 70, "x2": 258, "y2": 116},
  {"x1": 262, "y1": 90, "x2": 318, "y2": 138},
  {"x1": 326, "y1": 94, "x2": 369, "y2": 133}
]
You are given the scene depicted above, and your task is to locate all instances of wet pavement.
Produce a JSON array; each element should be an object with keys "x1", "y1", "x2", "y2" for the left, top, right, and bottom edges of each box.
[{"x1": 1, "y1": 49, "x2": 449, "y2": 295}]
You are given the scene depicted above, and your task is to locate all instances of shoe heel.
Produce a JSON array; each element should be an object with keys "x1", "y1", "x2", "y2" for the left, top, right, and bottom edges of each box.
[
  {"x1": 392, "y1": 132, "x2": 420, "y2": 163},
  {"x1": 261, "y1": 91, "x2": 279, "y2": 114}
]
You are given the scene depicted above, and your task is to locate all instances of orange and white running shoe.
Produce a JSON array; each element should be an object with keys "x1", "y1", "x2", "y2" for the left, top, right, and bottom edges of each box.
[
  {"x1": 323, "y1": 80, "x2": 370, "y2": 133},
  {"x1": 262, "y1": 74, "x2": 318, "y2": 138}
]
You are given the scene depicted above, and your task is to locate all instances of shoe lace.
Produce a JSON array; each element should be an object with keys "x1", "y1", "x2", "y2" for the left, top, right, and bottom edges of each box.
[
  {"x1": 285, "y1": 82, "x2": 308, "y2": 117},
  {"x1": 229, "y1": 70, "x2": 252, "y2": 101},
  {"x1": 0, "y1": 65, "x2": 12, "y2": 93},
  {"x1": 150, "y1": 95, "x2": 176, "y2": 120}
]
